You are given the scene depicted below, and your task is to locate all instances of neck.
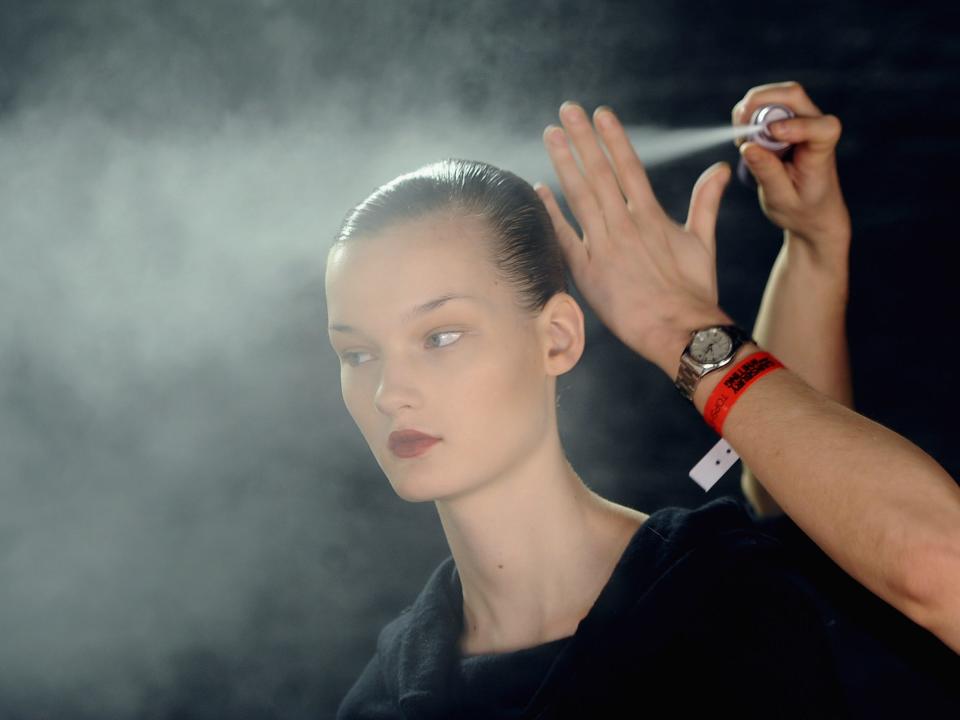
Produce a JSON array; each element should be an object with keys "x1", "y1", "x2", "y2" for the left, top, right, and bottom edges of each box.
[{"x1": 434, "y1": 429, "x2": 646, "y2": 655}]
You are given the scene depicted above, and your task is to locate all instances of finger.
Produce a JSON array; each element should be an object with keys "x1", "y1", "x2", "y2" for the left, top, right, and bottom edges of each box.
[
  {"x1": 739, "y1": 142, "x2": 799, "y2": 207},
  {"x1": 732, "y1": 99, "x2": 753, "y2": 149},
  {"x1": 684, "y1": 162, "x2": 732, "y2": 251},
  {"x1": 592, "y1": 105, "x2": 664, "y2": 219},
  {"x1": 734, "y1": 81, "x2": 822, "y2": 126},
  {"x1": 732, "y1": 81, "x2": 823, "y2": 149},
  {"x1": 557, "y1": 101, "x2": 635, "y2": 230},
  {"x1": 533, "y1": 181, "x2": 589, "y2": 273},
  {"x1": 767, "y1": 114, "x2": 842, "y2": 167},
  {"x1": 542, "y1": 124, "x2": 609, "y2": 245}
]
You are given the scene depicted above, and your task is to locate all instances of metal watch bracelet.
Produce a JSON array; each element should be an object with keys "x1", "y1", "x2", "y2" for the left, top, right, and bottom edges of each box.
[{"x1": 674, "y1": 324, "x2": 756, "y2": 403}]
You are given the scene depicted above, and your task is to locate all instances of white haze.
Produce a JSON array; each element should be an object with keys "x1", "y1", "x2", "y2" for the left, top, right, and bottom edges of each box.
[{"x1": 0, "y1": 7, "x2": 751, "y2": 719}]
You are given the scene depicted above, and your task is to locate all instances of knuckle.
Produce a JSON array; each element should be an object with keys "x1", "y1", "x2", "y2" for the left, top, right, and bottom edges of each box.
[
  {"x1": 610, "y1": 211, "x2": 636, "y2": 234},
  {"x1": 745, "y1": 80, "x2": 799, "y2": 101},
  {"x1": 782, "y1": 81, "x2": 808, "y2": 103},
  {"x1": 823, "y1": 114, "x2": 843, "y2": 139},
  {"x1": 586, "y1": 153, "x2": 610, "y2": 174},
  {"x1": 783, "y1": 198, "x2": 803, "y2": 215},
  {"x1": 731, "y1": 99, "x2": 745, "y2": 123},
  {"x1": 623, "y1": 152, "x2": 646, "y2": 175}
]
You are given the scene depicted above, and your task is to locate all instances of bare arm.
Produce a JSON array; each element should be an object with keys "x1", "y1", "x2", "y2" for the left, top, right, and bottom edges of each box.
[
  {"x1": 648, "y1": 315, "x2": 960, "y2": 654},
  {"x1": 538, "y1": 92, "x2": 960, "y2": 655},
  {"x1": 730, "y1": 81, "x2": 855, "y2": 518},
  {"x1": 741, "y1": 233, "x2": 854, "y2": 517},
  {"x1": 719, "y1": 81, "x2": 960, "y2": 652}
]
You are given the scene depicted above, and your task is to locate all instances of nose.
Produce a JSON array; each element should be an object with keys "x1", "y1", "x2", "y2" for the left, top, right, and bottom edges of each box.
[{"x1": 373, "y1": 359, "x2": 422, "y2": 415}]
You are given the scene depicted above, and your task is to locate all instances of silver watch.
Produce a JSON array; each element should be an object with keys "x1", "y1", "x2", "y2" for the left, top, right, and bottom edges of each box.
[{"x1": 674, "y1": 324, "x2": 756, "y2": 403}]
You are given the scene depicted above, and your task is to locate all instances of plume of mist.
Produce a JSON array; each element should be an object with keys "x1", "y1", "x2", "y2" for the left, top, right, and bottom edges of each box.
[{"x1": 0, "y1": 1, "x2": 743, "y2": 716}]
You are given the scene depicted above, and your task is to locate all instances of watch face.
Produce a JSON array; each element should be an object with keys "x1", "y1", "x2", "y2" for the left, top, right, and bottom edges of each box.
[{"x1": 690, "y1": 327, "x2": 733, "y2": 364}]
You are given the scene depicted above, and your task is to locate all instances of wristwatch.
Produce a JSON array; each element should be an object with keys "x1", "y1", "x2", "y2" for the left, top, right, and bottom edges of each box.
[{"x1": 674, "y1": 324, "x2": 756, "y2": 403}]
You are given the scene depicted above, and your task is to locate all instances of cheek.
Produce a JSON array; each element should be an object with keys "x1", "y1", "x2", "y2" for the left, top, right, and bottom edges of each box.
[
  {"x1": 337, "y1": 338, "x2": 544, "y2": 446},
  {"x1": 457, "y1": 341, "x2": 545, "y2": 440},
  {"x1": 340, "y1": 372, "x2": 375, "y2": 434}
]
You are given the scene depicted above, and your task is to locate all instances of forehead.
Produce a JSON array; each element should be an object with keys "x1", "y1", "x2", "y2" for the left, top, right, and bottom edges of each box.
[{"x1": 325, "y1": 212, "x2": 503, "y2": 329}]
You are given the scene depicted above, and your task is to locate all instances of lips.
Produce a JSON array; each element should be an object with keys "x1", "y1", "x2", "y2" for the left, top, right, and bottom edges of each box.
[{"x1": 389, "y1": 429, "x2": 441, "y2": 458}]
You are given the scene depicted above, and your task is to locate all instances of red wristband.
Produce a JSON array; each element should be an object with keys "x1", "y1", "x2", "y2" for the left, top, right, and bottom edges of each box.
[{"x1": 703, "y1": 351, "x2": 785, "y2": 436}]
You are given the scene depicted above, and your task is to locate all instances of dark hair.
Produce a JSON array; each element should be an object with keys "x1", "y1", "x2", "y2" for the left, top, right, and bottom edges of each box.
[{"x1": 329, "y1": 158, "x2": 570, "y2": 315}]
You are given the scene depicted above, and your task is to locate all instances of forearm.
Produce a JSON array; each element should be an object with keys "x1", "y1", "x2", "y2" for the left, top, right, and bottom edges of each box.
[
  {"x1": 742, "y1": 232, "x2": 854, "y2": 516},
  {"x1": 758, "y1": 231, "x2": 854, "y2": 406},
  {"x1": 651, "y1": 321, "x2": 960, "y2": 652}
]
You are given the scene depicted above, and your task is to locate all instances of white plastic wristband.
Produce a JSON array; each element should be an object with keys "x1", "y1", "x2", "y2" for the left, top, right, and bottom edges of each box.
[{"x1": 689, "y1": 437, "x2": 740, "y2": 492}]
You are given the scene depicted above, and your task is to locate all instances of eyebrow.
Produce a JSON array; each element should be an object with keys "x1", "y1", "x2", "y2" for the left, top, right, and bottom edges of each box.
[{"x1": 328, "y1": 293, "x2": 480, "y2": 335}]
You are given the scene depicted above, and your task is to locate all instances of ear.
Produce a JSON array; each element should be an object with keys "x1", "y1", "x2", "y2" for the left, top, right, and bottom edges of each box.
[{"x1": 536, "y1": 292, "x2": 586, "y2": 376}]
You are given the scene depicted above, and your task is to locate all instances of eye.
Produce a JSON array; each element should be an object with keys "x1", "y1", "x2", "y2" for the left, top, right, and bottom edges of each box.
[
  {"x1": 426, "y1": 330, "x2": 464, "y2": 350},
  {"x1": 340, "y1": 350, "x2": 373, "y2": 367},
  {"x1": 339, "y1": 331, "x2": 464, "y2": 368}
]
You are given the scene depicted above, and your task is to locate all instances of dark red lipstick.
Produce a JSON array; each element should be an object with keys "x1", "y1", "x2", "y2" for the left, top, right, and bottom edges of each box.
[{"x1": 388, "y1": 429, "x2": 441, "y2": 458}]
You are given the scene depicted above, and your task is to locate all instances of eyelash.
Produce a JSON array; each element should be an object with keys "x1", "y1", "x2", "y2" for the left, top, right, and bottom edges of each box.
[{"x1": 340, "y1": 330, "x2": 465, "y2": 367}]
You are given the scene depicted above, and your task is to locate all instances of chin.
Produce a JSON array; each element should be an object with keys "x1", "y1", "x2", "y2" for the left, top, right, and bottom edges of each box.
[
  {"x1": 388, "y1": 476, "x2": 446, "y2": 504},
  {"x1": 386, "y1": 465, "x2": 478, "y2": 504}
]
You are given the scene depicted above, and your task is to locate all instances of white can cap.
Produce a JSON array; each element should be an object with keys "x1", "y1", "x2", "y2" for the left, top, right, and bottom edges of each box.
[{"x1": 748, "y1": 103, "x2": 796, "y2": 153}]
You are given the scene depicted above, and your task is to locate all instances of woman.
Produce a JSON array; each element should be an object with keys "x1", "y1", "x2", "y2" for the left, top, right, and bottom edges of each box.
[{"x1": 328, "y1": 82, "x2": 960, "y2": 718}]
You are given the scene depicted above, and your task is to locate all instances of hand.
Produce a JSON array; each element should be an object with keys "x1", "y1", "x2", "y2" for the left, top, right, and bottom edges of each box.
[
  {"x1": 535, "y1": 101, "x2": 735, "y2": 377},
  {"x1": 734, "y1": 81, "x2": 852, "y2": 269}
]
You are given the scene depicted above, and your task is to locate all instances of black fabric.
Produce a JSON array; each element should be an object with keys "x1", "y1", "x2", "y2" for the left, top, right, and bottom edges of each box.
[
  {"x1": 336, "y1": 496, "x2": 959, "y2": 719},
  {"x1": 458, "y1": 635, "x2": 570, "y2": 718}
]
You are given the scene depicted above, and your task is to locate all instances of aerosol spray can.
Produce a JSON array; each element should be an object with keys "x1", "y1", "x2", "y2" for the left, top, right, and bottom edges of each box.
[{"x1": 737, "y1": 103, "x2": 796, "y2": 188}]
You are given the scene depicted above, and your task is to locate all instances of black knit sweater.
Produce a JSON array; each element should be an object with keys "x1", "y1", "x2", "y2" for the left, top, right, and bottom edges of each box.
[{"x1": 337, "y1": 496, "x2": 959, "y2": 719}]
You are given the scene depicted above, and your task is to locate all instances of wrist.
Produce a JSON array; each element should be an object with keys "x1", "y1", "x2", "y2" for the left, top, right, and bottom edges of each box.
[
  {"x1": 784, "y1": 221, "x2": 851, "y2": 267},
  {"x1": 783, "y1": 231, "x2": 851, "y2": 300},
  {"x1": 690, "y1": 341, "x2": 765, "y2": 415},
  {"x1": 782, "y1": 189, "x2": 852, "y2": 253}
]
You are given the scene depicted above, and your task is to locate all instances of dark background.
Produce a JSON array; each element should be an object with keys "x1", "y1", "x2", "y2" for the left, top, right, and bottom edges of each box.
[{"x1": 0, "y1": 1, "x2": 957, "y2": 718}]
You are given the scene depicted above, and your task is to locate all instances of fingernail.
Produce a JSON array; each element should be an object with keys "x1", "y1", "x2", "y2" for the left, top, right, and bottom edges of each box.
[
  {"x1": 768, "y1": 120, "x2": 788, "y2": 137},
  {"x1": 560, "y1": 101, "x2": 584, "y2": 123},
  {"x1": 734, "y1": 100, "x2": 745, "y2": 124},
  {"x1": 545, "y1": 125, "x2": 565, "y2": 146},
  {"x1": 594, "y1": 105, "x2": 615, "y2": 128}
]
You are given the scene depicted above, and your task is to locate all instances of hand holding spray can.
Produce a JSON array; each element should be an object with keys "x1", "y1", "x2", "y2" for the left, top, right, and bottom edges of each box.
[{"x1": 737, "y1": 103, "x2": 796, "y2": 188}]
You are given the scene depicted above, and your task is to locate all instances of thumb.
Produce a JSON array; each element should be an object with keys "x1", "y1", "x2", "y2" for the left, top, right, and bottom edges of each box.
[
  {"x1": 685, "y1": 161, "x2": 732, "y2": 250},
  {"x1": 739, "y1": 142, "x2": 799, "y2": 206}
]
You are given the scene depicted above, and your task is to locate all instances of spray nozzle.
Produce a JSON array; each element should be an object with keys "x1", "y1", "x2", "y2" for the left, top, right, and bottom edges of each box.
[
  {"x1": 737, "y1": 103, "x2": 796, "y2": 188},
  {"x1": 746, "y1": 103, "x2": 796, "y2": 153}
]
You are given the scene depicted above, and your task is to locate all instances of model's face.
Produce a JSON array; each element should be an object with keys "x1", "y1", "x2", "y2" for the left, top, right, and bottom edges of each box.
[{"x1": 325, "y1": 211, "x2": 552, "y2": 503}]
